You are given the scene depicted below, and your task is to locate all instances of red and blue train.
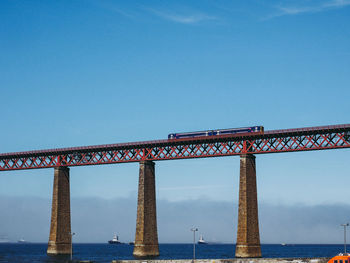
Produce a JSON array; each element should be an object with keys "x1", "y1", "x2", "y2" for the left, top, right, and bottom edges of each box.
[{"x1": 168, "y1": 126, "x2": 264, "y2": 140}]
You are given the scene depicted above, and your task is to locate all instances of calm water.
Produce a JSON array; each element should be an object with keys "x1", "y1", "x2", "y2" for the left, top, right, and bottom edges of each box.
[{"x1": 0, "y1": 243, "x2": 344, "y2": 263}]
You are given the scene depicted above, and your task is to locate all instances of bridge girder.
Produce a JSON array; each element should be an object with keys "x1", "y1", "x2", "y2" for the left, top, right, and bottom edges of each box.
[{"x1": 1, "y1": 124, "x2": 350, "y2": 171}]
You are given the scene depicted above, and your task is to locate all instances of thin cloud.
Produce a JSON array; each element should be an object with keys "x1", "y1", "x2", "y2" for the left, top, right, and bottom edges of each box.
[
  {"x1": 265, "y1": 0, "x2": 350, "y2": 20},
  {"x1": 325, "y1": 0, "x2": 350, "y2": 7},
  {"x1": 90, "y1": 0, "x2": 136, "y2": 19},
  {"x1": 108, "y1": 6, "x2": 135, "y2": 19},
  {"x1": 1, "y1": 195, "x2": 350, "y2": 243},
  {"x1": 146, "y1": 8, "x2": 217, "y2": 24},
  {"x1": 159, "y1": 185, "x2": 230, "y2": 191}
]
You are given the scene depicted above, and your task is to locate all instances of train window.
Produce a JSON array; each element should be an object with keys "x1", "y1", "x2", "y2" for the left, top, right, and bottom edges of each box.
[
  {"x1": 340, "y1": 260, "x2": 343, "y2": 263},
  {"x1": 344, "y1": 260, "x2": 348, "y2": 263},
  {"x1": 334, "y1": 260, "x2": 338, "y2": 263}
]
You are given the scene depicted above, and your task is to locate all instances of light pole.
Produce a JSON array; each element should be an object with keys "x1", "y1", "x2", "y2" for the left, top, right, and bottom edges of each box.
[
  {"x1": 70, "y1": 232, "x2": 75, "y2": 261},
  {"x1": 191, "y1": 227, "x2": 198, "y2": 263},
  {"x1": 341, "y1": 223, "x2": 349, "y2": 254}
]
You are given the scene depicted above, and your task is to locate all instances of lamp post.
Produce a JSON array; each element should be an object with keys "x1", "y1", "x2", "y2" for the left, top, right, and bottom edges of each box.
[
  {"x1": 70, "y1": 232, "x2": 75, "y2": 261},
  {"x1": 191, "y1": 228, "x2": 198, "y2": 263},
  {"x1": 341, "y1": 223, "x2": 349, "y2": 254}
]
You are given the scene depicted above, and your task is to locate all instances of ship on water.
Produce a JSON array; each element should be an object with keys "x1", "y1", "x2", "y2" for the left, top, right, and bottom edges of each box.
[
  {"x1": 108, "y1": 234, "x2": 121, "y2": 244},
  {"x1": 198, "y1": 235, "x2": 207, "y2": 245},
  {"x1": 18, "y1": 238, "x2": 29, "y2": 243}
]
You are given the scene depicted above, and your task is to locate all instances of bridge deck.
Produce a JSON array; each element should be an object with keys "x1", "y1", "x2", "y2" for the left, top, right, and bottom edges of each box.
[{"x1": 1, "y1": 124, "x2": 350, "y2": 170}]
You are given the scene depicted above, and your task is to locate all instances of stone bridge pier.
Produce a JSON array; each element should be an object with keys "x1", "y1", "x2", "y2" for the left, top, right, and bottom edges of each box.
[
  {"x1": 235, "y1": 154, "x2": 261, "y2": 258},
  {"x1": 133, "y1": 160, "x2": 159, "y2": 258},
  {"x1": 47, "y1": 166, "x2": 72, "y2": 255},
  {"x1": 44, "y1": 156, "x2": 260, "y2": 258}
]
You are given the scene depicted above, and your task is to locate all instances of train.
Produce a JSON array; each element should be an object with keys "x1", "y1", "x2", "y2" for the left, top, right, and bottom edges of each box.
[{"x1": 168, "y1": 126, "x2": 264, "y2": 139}]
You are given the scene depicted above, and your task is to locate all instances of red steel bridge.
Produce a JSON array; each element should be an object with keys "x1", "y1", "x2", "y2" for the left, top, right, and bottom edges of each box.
[
  {"x1": 1, "y1": 123, "x2": 350, "y2": 258},
  {"x1": 1, "y1": 123, "x2": 350, "y2": 171}
]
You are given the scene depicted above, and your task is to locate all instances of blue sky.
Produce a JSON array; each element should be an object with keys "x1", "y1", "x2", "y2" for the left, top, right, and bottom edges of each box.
[{"x1": 0, "y1": 0, "x2": 350, "y2": 243}]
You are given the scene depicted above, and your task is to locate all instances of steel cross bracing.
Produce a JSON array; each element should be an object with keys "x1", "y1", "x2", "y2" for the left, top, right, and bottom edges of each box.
[{"x1": 1, "y1": 124, "x2": 350, "y2": 171}]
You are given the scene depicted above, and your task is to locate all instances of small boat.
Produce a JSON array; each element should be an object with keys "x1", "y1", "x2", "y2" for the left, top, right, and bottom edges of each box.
[
  {"x1": 128, "y1": 241, "x2": 134, "y2": 245},
  {"x1": 198, "y1": 235, "x2": 207, "y2": 245},
  {"x1": 108, "y1": 234, "x2": 121, "y2": 244},
  {"x1": 18, "y1": 238, "x2": 28, "y2": 243},
  {"x1": 328, "y1": 253, "x2": 350, "y2": 263},
  {"x1": 281, "y1": 243, "x2": 286, "y2": 246}
]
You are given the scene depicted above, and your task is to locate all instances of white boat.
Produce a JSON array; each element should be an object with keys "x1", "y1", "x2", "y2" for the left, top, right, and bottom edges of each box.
[
  {"x1": 18, "y1": 238, "x2": 28, "y2": 243},
  {"x1": 108, "y1": 234, "x2": 121, "y2": 244},
  {"x1": 198, "y1": 235, "x2": 207, "y2": 245}
]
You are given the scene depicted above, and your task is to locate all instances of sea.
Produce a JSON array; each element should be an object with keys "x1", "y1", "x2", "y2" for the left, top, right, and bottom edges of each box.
[{"x1": 0, "y1": 243, "x2": 345, "y2": 263}]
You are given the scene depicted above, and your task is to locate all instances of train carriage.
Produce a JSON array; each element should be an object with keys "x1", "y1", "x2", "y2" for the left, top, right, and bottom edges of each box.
[{"x1": 168, "y1": 126, "x2": 264, "y2": 139}]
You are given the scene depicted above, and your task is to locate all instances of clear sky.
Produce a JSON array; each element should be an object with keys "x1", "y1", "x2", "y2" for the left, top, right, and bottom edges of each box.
[{"x1": 0, "y1": 0, "x2": 349, "y2": 243}]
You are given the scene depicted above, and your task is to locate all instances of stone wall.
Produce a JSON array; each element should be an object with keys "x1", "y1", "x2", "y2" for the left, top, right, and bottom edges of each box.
[{"x1": 112, "y1": 258, "x2": 330, "y2": 263}]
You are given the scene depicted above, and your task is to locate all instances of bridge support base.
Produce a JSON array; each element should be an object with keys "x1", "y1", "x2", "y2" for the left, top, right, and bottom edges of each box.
[
  {"x1": 235, "y1": 154, "x2": 261, "y2": 258},
  {"x1": 47, "y1": 167, "x2": 71, "y2": 255},
  {"x1": 133, "y1": 161, "x2": 159, "y2": 258}
]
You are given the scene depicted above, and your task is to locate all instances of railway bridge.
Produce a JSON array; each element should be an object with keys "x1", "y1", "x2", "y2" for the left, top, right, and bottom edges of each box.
[{"x1": 1, "y1": 124, "x2": 350, "y2": 258}]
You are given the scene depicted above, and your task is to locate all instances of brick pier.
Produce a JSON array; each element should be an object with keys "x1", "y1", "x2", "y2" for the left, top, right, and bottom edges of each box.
[
  {"x1": 47, "y1": 167, "x2": 72, "y2": 255},
  {"x1": 133, "y1": 161, "x2": 159, "y2": 258},
  {"x1": 235, "y1": 154, "x2": 261, "y2": 258}
]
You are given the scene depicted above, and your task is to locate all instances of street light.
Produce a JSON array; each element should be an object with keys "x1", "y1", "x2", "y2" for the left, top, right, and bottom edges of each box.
[
  {"x1": 70, "y1": 232, "x2": 75, "y2": 261},
  {"x1": 341, "y1": 223, "x2": 349, "y2": 253},
  {"x1": 190, "y1": 227, "x2": 198, "y2": 263}
]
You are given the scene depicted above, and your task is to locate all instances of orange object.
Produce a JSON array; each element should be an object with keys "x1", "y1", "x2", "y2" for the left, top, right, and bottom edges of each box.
[{"x1": 328, "y1": 253, "x2": 350, "y2": 263}]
